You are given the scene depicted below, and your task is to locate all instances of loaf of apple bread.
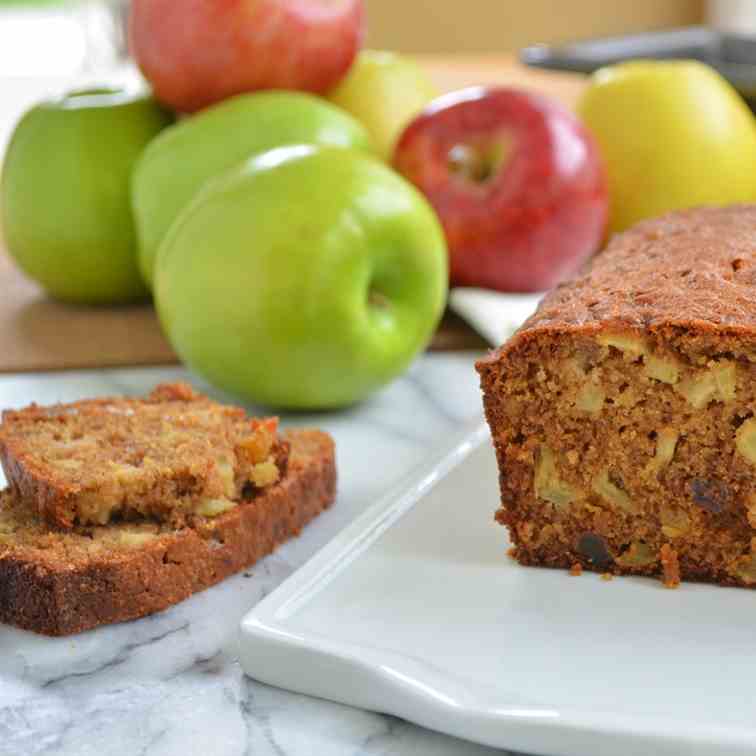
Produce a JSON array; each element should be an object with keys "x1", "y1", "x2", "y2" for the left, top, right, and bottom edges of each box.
[{"x1": 477, "y1": 205, "x2": 756, "y2": 588}]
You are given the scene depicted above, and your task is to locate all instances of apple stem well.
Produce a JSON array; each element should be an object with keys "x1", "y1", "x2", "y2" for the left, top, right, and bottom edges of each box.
[
  {"x1": 448, "y1": 138, "x2": 513, "y2": 184},
  {"x1": 368, "y1": 289, "x2": 391, "y2": 309}
]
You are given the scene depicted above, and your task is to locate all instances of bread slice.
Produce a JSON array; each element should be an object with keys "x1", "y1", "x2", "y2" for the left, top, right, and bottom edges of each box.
[
  {"x1": 0, "y1": 429, "x2": 335, "y2": 636},
  {"x1": 477, "y1": 205, "x2": 756, "y2": 588},
  {"x1": 0, "y1": 382, "x2": 287, "y2": 529}
]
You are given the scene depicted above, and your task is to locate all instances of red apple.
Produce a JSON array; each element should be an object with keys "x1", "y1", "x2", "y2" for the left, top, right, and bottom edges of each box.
[
  {"x1": 393, "y1": 87, "x2": 608, "y2": 292},
  {"x1": 129, "y1": 0, "x2": 365, "y2": 113}
]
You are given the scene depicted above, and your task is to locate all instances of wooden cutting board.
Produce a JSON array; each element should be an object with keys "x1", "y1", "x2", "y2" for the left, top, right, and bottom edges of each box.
[{"x1": 0, "y1": 56, "x2": 585, "y2": 372}]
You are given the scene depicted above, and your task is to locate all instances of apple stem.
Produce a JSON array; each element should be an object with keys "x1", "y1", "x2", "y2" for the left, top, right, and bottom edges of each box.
[
  {"x1": 448, "y1": 138, "x2": 512, "y2": 184},
  {"x1": 448, "y1": 144, "x2": 488, "y2": 182},
  {"x1": 368, "y1": 290, "x2": 390, "y2": 309}
]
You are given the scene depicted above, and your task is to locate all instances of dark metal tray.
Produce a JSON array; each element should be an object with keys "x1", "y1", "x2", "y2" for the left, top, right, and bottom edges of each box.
[{"x1": 521, "y1": 26, "x2": 756, "y2": 103}]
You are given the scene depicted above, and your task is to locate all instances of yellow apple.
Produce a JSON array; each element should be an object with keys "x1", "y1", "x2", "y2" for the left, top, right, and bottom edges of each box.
[
  {"x1": 578, "y1": 60, "x2": 756, "y2": 233},
  {"x1": 329, "y1": 49, "x2": 437, "y2": 160}
]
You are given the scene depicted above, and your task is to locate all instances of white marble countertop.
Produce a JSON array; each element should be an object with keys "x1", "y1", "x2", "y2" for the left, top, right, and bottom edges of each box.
[{"x1": 0, "y1": 353, "x2": 519, "y2": 756}]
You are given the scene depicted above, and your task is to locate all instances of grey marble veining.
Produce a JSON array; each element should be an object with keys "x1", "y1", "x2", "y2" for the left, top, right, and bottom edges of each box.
[{"x1": 0, "y1": 353, "x2": 515, "y2": 756}]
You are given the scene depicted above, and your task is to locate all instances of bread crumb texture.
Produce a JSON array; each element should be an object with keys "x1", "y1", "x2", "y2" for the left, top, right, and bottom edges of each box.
[
  {"x1": 0, "y1": 383, "x2": 287, "y2": 528},
  {"x1": 479, "y1": 206, "x2": 756, "y2": 589},
  {"x1": 0, "y1": 426, "x2": 336, "y2": 635}
]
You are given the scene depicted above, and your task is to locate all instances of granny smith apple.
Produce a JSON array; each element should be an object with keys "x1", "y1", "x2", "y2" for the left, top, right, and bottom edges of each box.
[
  {"x1": 132, "y1": 90, "x2": 373, "y2": 288},
  {"x1": 329, "y1": 50, "x2": 438, "y2": 160},
  {"x1": 155, "y1": 144, "x2": 448, "y2": 410},
  {"x1": 1, "y1": 87, "x2": 172, "y2": 304},
  {"x1": 579, "y1": 60, "x2": 756, "y2": 233}
]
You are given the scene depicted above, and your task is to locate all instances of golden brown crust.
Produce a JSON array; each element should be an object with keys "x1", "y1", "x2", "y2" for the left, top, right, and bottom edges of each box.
[
  {"x1": 480, "y1": 205, "x2": 756, "y2": 358},
  {"x1": 0, "y1": 429, "x2": 335, "y2": 636},
  {"x1": 0, "y1": 382, "x2": 287, "y2": 529},
  {"x1": 477, "y1": 206, "x2": 756, "y2": 589}
]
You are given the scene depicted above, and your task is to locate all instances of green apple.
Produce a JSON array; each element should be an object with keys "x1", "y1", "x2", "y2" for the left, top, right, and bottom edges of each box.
[
  {"x1": 155, "y1": 144, "x2": 448, "y2": 409},
  {"x1": 132, "y1": 91, "x2": 373, "y2": 288},
  {"x1": 1, "y1": 87, "x2": 172, "y2": 304},
  {"x1": 579, "y1": 60, "x2": 756, "y2": 233},
  {"x1": 329, "y1": 50, "x2": 438, "y2": 161}
]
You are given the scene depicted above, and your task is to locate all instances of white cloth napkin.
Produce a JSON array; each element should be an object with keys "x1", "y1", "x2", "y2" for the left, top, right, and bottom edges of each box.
[{"x1": 448, "y1": 287, "x2": 544, "y2": 347}]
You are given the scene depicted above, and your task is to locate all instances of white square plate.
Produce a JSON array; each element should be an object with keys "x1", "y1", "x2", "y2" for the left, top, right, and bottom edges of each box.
[{"x1": 239, "y1": 424, "x2": 756, "y2": 756}]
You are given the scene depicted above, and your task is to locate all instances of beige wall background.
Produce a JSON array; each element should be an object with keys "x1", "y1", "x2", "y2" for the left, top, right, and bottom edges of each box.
[{"x1": 366, "y1": 0, "x2": 705, "y2": 53}]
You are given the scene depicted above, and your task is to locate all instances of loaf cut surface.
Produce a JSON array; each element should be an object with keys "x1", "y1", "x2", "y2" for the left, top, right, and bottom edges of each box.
[
  {"x1": 477, "y1": 205, "x2": 756, "y2": 588},
  {"x1": 0, "y1": 429, "x2": 335, "y2": 636},
  {"x1": 0, "y1": 382, "x2": 286, "y2": 528}
]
